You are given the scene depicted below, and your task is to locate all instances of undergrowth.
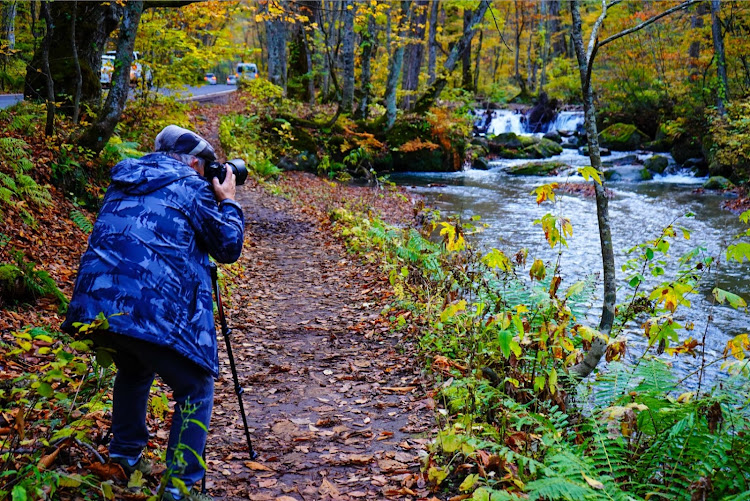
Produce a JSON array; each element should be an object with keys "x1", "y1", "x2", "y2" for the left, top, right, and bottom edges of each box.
[{"x1": 329, "y1": 182, "x2": 750, "y2": 500}]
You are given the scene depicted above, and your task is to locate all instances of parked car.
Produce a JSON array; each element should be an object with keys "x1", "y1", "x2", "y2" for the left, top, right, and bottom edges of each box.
[
  {"x1": 226, "y1": 73, "x2": 237, "y2": 85},
  {"x1": 100, "y1": 54, "x2": 115, "y2": 87},
  {"x1": 204, "y1": 72, "x2": 218, "y2": 85},
  {"x1": 236, "y1": 62, "x2": 259, "y2": 81},
  {"x1": 102, "y1": 51, "x2": 152, "y2": 87}
]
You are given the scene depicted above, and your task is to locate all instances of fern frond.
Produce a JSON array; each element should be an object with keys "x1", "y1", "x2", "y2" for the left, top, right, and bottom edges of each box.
[{"x1": 70, "y1": 209, "x2": 93, "y2": 233}]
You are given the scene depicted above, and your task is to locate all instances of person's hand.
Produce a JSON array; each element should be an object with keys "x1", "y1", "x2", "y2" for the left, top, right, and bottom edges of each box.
[{"x1": 212, "y1": 168, "x2": 236, "y2": 202}]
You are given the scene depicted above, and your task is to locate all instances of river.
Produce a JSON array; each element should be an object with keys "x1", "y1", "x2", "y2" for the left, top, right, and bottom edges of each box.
[{"x1": 392, "y1": 110, "x2": 750, "y2": 390}]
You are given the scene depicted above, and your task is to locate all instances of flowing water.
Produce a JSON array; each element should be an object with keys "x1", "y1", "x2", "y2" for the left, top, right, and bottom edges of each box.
[{"x1": 393, "y1": 111, "x2": 750, "y2": 389}]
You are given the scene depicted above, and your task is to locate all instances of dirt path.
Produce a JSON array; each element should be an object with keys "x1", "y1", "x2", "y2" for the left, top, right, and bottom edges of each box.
[{"x1": 202, "y1": 179, "x2": 435, "y2": 500}]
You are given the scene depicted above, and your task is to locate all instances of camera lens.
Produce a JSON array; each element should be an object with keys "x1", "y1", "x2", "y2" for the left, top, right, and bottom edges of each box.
[{"x1": 225, "y1": 159, "x2": 248, "y2": 186}]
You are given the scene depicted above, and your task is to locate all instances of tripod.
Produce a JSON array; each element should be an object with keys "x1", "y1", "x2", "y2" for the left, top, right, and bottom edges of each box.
[{"x1": 203, "y1": 263, "x2": 257, "y2": 492}]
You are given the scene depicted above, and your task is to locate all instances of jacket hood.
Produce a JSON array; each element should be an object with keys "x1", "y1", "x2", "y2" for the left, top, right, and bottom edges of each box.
[{"x1": 110, "y1": 153, "x2": 201, "y2": 195}]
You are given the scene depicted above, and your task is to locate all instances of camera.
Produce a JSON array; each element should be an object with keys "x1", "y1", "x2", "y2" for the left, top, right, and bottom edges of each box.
[{"x1": 204, "y1": 159, "x2": 248, "y2": 186}]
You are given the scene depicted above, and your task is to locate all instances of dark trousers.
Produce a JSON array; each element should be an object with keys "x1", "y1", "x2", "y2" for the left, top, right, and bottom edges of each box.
[{"x1": 92, "y1": 332, "x2": 214, "y2": 488}]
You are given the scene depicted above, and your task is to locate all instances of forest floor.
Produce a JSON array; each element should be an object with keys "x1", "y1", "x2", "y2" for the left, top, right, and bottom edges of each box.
[
  {"x1": 195, "y1": 104, "x2": 437, "y2": 499},
  {"x1": 202, "y1": 175, "x2": 435, "y2": 500}
]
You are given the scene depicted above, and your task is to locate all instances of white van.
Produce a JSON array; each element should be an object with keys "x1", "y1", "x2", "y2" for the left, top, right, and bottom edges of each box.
[
  {"x1": 236, "y1": 63, "x2": 259, "y2": 81},
  {"x1": 102, "y1": 51, "x2": 152, "y2": 87}
]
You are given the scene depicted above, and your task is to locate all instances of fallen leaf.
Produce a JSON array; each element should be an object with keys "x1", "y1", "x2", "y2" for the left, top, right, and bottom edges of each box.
[{"x1": 245, "y1": 461, "x2": 274, "y2": 471}]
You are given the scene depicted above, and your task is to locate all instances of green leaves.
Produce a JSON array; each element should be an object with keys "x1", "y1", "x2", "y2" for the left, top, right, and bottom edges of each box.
[{"x1": 713, "y1": 288, "x2": 748, "y2": 310}]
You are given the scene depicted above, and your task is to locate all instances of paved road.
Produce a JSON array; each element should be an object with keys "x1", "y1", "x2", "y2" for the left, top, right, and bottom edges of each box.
[
  {"x1": 0, "y1": 94, "x2": 23, "y2": 109},
  {"x1": 0, "y1": 85, "x2": 236, "y2": 110}
]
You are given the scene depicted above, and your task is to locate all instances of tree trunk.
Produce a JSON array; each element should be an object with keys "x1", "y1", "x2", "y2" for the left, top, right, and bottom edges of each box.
[
  {"x1": 287, "y1": 1, "x2": 315, "y2": 102},
  {"x1": 567, "y1": 0, "x2": 698, "y2": 379},
  {"x1": 70, "y1": 1, "x2": 82, "y2": 124},
  {"x1": 40, "y1": 1, "x2": 54, "y2": 137},
  {"x1": 427, "y1": 0, "x2": 439, "y2": 86},
  {"x1": 384, "y1": 1, "x2": 411, "y2": 130},
  {"x1": 265, "y1": 0, "x2": 288, "y2": 93},
  {"x1": 539, "y1": 0, "x2": 551, "y2": 92},
  {"x1": 711, "y1": 0, "x2": 728, "y2": 115},
  {"x1": 461, "y1": 7, "x2": 473, "y2": 91},
  {"x1": 341, "y1": 0, "x2": 356, "y2": 113},
  {"x1": 569, "y1": 0, "x2": 615, "y2": 379},
  {"x1": 78, "y1": 1, "x2": 143, "y2": 154},
  {"x1": 356, "y1": 13, "x2": 376, "y2": 119},
  {"x1": 1, "y1": 0, "x2": 17, "y2": 69},
  {"x1": 473, "y1": 29, "x2": 483, "y2": 95},
  {"x1": 414, "y1": 1, "x2": 488, "y2": 113},
  {"x1": 688, "y1": 2, "x2": 708, "y2": 82},
  {"x1": 401, "y1": 0, "x2": 428, "y2": 110},
  {"x1": 24, "y1": 2, "x2": 122, "y2": 112},
  {"x1": 548, "y1": 0, "x2": 566, "y2": 57}
]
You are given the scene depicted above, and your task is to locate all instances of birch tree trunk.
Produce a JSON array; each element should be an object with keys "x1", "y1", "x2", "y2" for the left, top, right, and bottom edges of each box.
[
  {"x1": 341, "y1": 0, "x2": 356, "y2": 113},
  {"x1": 568, "y1": 0, "x2": 615, "y2": 379},
  {"x1": 711, "y1": 0, "x2": 728, "y2": 115},
  {"x1": 78, "y1": 1, "x2": 143, "y2": 154},
  {"x1": 568, "y1": 0, "x2": 699, "y2": 379}
]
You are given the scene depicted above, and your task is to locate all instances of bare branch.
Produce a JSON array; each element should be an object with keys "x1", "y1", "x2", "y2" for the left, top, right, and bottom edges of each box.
[{"x1": 597, "y1": 0, "x2": 699, "y2": 50}]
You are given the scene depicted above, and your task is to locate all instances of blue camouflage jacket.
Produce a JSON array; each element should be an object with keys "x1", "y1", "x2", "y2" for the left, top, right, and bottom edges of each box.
[{"x1": 62, "y1": 153, "x2": 244, "y2": 377}]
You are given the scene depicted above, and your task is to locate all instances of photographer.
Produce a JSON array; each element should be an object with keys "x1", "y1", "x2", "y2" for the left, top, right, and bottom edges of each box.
[{"x1": 62, "y1": 125, "x2": 244, "y2": 501}]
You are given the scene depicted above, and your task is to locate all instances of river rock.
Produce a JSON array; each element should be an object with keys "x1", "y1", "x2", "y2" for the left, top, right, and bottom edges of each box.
[
  {"x1": 472, "y1": 157, "x2": 490, "y2": 170},
  {"x1": 508, "y1": 160, "x2": 568, "y2": 176},
  {"x1": 703, "y1": 176, "x2": 734, "y2": 190},
  {"x1": 486, "y1": 133, "x2": 562, "y2": 159},
  {"x1": 580, "y1": 146, "x2": 611, "y2": 156},
  {"x1": 671, "y1": 135, "x2": 703, "y2": 165},
  {"x1": 526, "y1": 92, "x2": 558, "y2": 133},
  {"x1": 603, "y1": 154, "x2": 639, "y2": 167},
  {"x1": 599, "y1": 123, "x2": 650, "y2": 151},
  {"x1": 640, "y1": 168, "x2": 653, "y2": 181},
  {"x1": 543, "y1": 130, "x2": 562, "y2": 143},
  {"x1": 684, "y1": 157, "x2": 708, "y2": 176},
  {"x1": 644, "y1": 155, "x2": 669, "y2": 174}
]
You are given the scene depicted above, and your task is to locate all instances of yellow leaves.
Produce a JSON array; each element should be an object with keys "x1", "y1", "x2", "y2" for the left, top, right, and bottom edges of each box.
[
  {"x1": 665, "y1": 337, "x2": 700, "y2": 357},
  {"x1": 649, "y1": 283, "x2": 693, "y2": 313},
  {"x1": 577, "y1": 166, "x2": 602, "y2": 185},
  {"x1": 534, "y1": 213, "x2": 572, "y2": 248},
  {"x1": 531, "y1": 182, "x2": 558, "y2": 205},
  {"x1": 440, "y1": 300, "x2": 467, "y2": 323},
  {"x1": 439, "y1": 222, "x2": 466, "y2": 252},
  {"x1": 724, "y1": 333, "x2": 750, "y2": 361},
  {"x1": 713, "y1": 287, "x2": 748, "y2": 310},
  {"x1": 482, "y1": 248, "x2": 512, "y2": 271},
  {"x1": 529, "y1": 259, "x2": 546, "y2": 281}
]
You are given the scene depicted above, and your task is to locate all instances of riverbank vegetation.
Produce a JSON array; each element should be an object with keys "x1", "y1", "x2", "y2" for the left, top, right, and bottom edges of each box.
[{"x1": 2, "y1": 1, "x2": 750, "y2": 499}]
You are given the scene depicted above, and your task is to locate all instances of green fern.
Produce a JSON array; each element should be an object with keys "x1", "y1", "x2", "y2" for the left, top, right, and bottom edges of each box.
[{"x1": 70, "y1": 209, "x2": 94, "y2": 234}]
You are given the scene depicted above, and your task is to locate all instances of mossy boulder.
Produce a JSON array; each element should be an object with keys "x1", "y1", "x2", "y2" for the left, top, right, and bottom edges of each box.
[
  {"x1": 381, "y1": 116, "x2": 462, "y2": 172},
  {"x1": 639, "y1": 168, "x2": 653, "y2": 181},
  {"x1": 472, "y1": 157, "x2": 490, "y2": 170},
  {"x1": 644, "y1": 155, "x2": 669, "y2": 174},
  {"x1": 599, "y1": 123, "x2": 649, "y2": 151},
  {"x1": 703, "y1": 176, "x2": 734, "y2": 190},
  {"x1": 487, "y1": 133, "x2": 562, "y2": 159},
  {"x1": 508, "y1": 160, "x2": 568, "y2": 176},
  {"x1": 290, "y1": 127, "x2": 318, "y2": 154},
  {"x1": 671, "y1": 135, "x2": 703, "y2": 165}
]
